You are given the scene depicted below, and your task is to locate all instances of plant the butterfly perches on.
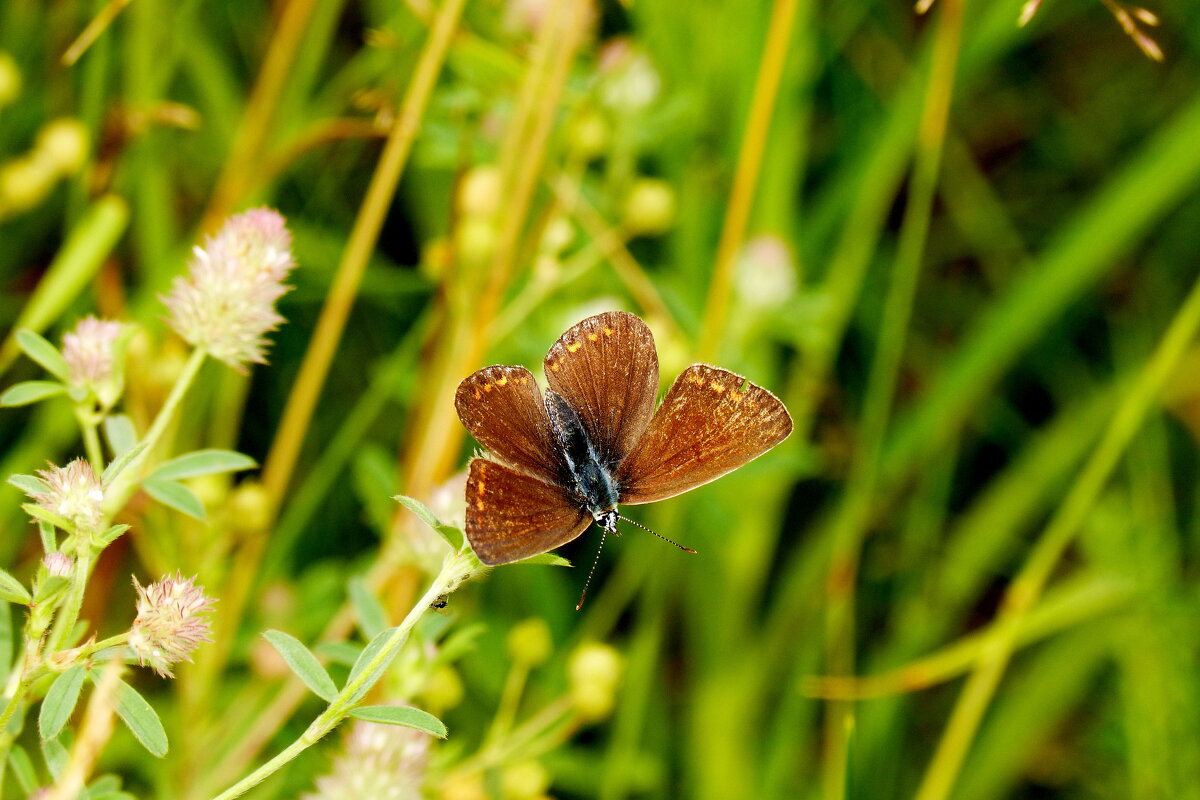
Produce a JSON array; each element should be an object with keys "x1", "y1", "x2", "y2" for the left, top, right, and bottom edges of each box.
[{"x1": 454, "y1": 311, "x2": 793, "y2": 607}]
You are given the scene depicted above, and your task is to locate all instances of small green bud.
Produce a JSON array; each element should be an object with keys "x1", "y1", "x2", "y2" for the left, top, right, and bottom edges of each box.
[{"x1": 507, "y1": 617, "x2": 553, "y2": 668}]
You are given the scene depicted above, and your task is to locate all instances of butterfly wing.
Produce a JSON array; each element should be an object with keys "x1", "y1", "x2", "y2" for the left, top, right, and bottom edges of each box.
[
  {"x1": 616, "y1": 364, "x2": 793, "y2": 505},
  {"x1": 465, "y1": 457, "x2": 592, "y2": 565},
  {"x1": 543, "y1": 311, "x2": 659, "y2": 466},
  {"x1": 455, "y1": 365, "x2": 563, "y2": 485}
]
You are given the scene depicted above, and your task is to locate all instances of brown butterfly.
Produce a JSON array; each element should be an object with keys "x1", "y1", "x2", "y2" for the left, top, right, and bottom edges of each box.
[{"x1": 455, "y1": 311, "x2": 792, "y2": 605}]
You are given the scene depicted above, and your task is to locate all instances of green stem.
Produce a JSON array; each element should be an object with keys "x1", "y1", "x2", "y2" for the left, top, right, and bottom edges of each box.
[
  {"x1": 45, "y1": 548, "x2": 95, "y2": 654},
  {"x1": 103, "y1": 347, "x2": 206, "y2": 513},
  {"x1": 914, "y1": 269, "x2": 1200, "y2": 800},
  {"x1": 75, "y1": 406, "x2": 105, "y2": 472},
  {"x1": 209, "y1": 552, "x2": 475, "y2": 800}
]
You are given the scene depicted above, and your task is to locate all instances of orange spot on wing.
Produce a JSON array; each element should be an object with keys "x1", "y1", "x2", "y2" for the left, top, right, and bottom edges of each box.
[
  {"x1": 730, "y1": 390, "x2": 743, "y2": 403},
  {"x1": 497, "y1": 375, "x2": 508, "y2": 386},
  {"x1": 474, "y1": 388, "x2": 481, "y2": 399},
  {"x1": 550, "y1": 363, "x2": 560, "y2": 372},
  {"x1": 603, "y1": 327, "x2": 614, "y2": 336},
  {"x1": 476, "y1": 499, "x2": 485, "y2": 511},
  {"x1": 566, "y1": 342, "x2": 582, "y2": 353},
  {"x1": 478, "y1": 481, "x2": 486, "y2": 495},
  {"x1": 587, "y1": 333, "x2": 599, "y2": 341},
  {"x1": 710, "y1": 382, "x2": 725, "y2": 393}
]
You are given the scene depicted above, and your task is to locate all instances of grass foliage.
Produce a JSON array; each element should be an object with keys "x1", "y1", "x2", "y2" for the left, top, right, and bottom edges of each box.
[{"x1": 1, "y1": 0, "x2": 1199, "y2": 797}]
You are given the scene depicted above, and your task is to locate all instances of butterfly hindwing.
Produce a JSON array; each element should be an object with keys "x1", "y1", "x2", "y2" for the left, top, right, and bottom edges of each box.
[
  {"x1": 455, "y1": 365, "x2": 563, "y2": 485},
  {"x1": 543, "y1": 311, "x2": 659, "y2": 467},
  {"x1": 616, "y1": 364, "x2": 793, "y2": 505},
  {"x1": 464, "y1": 457, "x2": 592, "y2": 565}
]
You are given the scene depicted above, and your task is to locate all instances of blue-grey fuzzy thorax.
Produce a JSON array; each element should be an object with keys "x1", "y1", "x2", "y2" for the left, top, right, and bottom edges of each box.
[{"x1": 545, "y1": 389, "x2": 619, "y2": 519}]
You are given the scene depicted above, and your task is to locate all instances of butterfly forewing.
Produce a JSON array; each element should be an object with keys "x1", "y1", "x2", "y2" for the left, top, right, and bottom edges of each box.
[
  {"x1": 455, "y1": 365, "x2": 564, "y2": 485},
  {"x1": 464, "y1": 458, "x2": 592, "y2": 565},
  {"x1": 616, "y1": 364, "x2": 793, "y2": 505},
  {"x1": 543, "y1": 311, "x2": 659, "y2": 466}
]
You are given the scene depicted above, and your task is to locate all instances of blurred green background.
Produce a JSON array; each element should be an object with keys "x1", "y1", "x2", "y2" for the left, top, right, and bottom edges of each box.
[{"x1": 2, "y1": 0, "x2": 1200, "y2": 798}]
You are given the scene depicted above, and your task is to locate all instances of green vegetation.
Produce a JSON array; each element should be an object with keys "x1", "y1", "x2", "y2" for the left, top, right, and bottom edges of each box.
[{"x1": 0, "y1": 0, "x2": 1197, "y2": 798}]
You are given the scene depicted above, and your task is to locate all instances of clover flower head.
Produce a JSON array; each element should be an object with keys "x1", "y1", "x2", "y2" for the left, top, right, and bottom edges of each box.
[
  {"x1": 163, "y1": 208, "x2": 296, "y2": 371},
  {"x1": 30, "y1": 458, "x2": 104, "y2": 532},
  {"x1": 129, "y1": 573, "x2": 215, "y2": 678},
  {"x1": 43, "y1": 551, "x2": 74, "y2": 578},
  {"x1": 303, "y1": 712, "x2": 429, "y2": 800},
  {"x1": 62, "y1": 315, "x2": 123, "y2": 387}
]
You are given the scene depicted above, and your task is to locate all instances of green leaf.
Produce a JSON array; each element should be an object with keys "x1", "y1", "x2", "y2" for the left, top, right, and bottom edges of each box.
[
  {"x1": 313, "y1": 641, "x2": 361, "y2": 666},
  {"x1": 108, "y1": 678, "x2": 167, "y2": 757},
  {"x1": 348, "y1": 705, "x2": 447, "y2": 738},
  {"x1": 148, "y1": 449, "x2": 257, "y2": 482},
  {"x1": 103, "y1": 415, "x2": 138, "y2": 457},
  {"x1": 513, "y1": 553, "x2": 572, "y2": 567},
  {"x1": 7, "y1": 744, "x2": 36, "y2": 793},
  {"x1": 348, "y1": 578, "x2": 388, "y2": 639},
  {"x1": 393, "y1": 494, "x2": 463, "y2": 550},
  {"x1": 15, "y1": 330, "x2": 69, "y2": 381},
  {"x1": 40, "y1": 666, "x2": 87, "y2": 740},
  {"x1": 142, "y1": 479, "x2": 205, "y2": 521},
  {"x1": 6, "y1": 473, "x2": 47, "y2": 495},
  {"x1": 95, "y1": 524, "x2": 130, "y2": 548},
  {"x1": 0, "y1": 569, "x2": 31, "y2": 606},
  {"x1": 33, "y1": 576, "x2": 69, "y2": 606},
  {"x1": 393, "y1": 494, "x2": 440, "y2": 528},
  {"x1": 21, "y1": 503, "x2": 75, "y2": 532},
  {"x1": 41, "y1": 735, "x2": 69, "y2": 779},
  {"x1": 346, "y1": 626, "x2": 400, "y2": 703},
  {"x1": 101, "y1": 441, "x2": 146, "y2": 486},
  {"x1": 262, "y1": 631, "x2": 338, "y2": 702},
  {"x1": 38, "y1": 521, "x2": 56, "y2": 553},
  {"x1": 0, "y1": 381, "x2": 67, "y2": 407}
]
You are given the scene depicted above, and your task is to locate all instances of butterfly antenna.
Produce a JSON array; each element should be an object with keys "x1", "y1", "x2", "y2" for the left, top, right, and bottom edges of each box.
[
  {"x1": 617, "y1": 515, "x2": 698, "y2": 554},
  {"x1": 576, "y1": 527, "x2": 608, "y2": 611}
]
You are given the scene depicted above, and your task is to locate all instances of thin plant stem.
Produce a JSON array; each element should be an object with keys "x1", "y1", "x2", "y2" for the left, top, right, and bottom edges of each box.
[
  {"x1": 75, "y1": 406, "x2": 104, "y2": 471},
  {"x1": 821, "y1": 1, "x2": 964, "y2": 797},
  {"x1": 103, "y1": 347, "x2": 206, "y2": 514},
  {"x1": 208, "y1": 0, "x2": 467, "y2": 697},
  {"x1": 201, "y1": 0, "x2": 321, "y2": 230},
  {"x1": 208, "y1": 552, "x2": 475, "y2": 800},
  {"x1": 696, "y1": 0, "x2": 800, "y2": 362},
  {"x1": 45, "y1": 549, "x2": 96, "y2": 654},
  {"x1": 914, "y1": 269, "x2": 1200, "y2": 800}
]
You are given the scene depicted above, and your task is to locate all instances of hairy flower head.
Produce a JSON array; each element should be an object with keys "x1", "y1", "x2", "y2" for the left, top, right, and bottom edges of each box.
[
  {"x1": 129, "y1": 573, "x2": 215, "y2": 678},
  {"x1": 163, "y1": 208, "x2": 296, "y2": 371},
  {"x1": 62, "y1": 315, "x2": 124, "y2": 394},
  {"x1": 303, "y1": 711, "x2": 429, "y2": 800},
  {"x1": 43, "y1": 551, "x2": 74, "y2": 578},
  {"x1": 29, "y1": 458, "x2": 104, "y2": 532}
]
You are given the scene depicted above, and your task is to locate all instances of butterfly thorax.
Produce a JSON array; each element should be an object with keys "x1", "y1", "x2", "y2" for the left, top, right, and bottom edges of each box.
[{"x1": 544, "y1": 389, "x2": 620, "y2": 521}]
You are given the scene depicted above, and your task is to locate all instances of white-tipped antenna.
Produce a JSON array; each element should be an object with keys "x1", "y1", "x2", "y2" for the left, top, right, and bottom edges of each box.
[
  {"x1": 576, "y1": 527, "x2": 608, "y2": 611},
  {"x1": 618, "y1": 515, "x2": 698, "y2": 554}
]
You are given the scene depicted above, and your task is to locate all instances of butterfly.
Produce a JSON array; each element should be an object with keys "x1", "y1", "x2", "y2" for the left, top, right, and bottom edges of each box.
[{"x1": 454, "y1": 311, "x2": 792, "y2": 603}]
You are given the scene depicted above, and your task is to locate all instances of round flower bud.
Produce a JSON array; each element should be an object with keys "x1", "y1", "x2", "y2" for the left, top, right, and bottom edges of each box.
[
  {"x1": 621, "y1": 179, "x2": 676, "y2": 237},
  {"x1": 421, "y1": 665, "x2": 464, "y2": 713},
  {"x1": 43, "y1": 552, "x2": 74, "y2": 578},
  {"x1": 567, "y1": 109, "x2": 610, "y2": 162},
  {"x1": 507, "y1": 618, "x2": 552, "y2": 668},
  {"x1": 35, "y1": 118, "x2": 89, "y2": 176},
  {"x1": 568, "y1": 642, "x2": 622, "y2": 721},
  {"x1": 735, "y1": 235, "x2": 798, "y2": 310},
  {"x1": 229, "y1": 481, "x2": 272, "y2": 535},
  {"x1": 501, "y1": 761, "x2": 550, "y2": 800},
  {"x1": 454, "y1": 217, "x2": 498, "y2": 267},
  {"x1": 441, "y1": 773, "x2": 487, "y2": 800},
  {"x1": 0, "y1": 51, "x2": 20, "y2": 108},
  {"x1": 457, "y1": 166, "x2": 502, "y2": 218},
  {"x1": 0, "y1": 153, "x2": 57, "y2": 215}
]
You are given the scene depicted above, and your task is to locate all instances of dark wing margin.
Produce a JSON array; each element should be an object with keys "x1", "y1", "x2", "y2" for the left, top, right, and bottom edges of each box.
[
  {"x1": 616, "y1": 364, "x2": 792, "y2": 505},
  {"x1": 455, "y1": 365, "x2": 563, "y2": 485},
  {"x1": 464, "y1": 458, "x2": 592, "y2": 565},
  {"x1": 543, "y1": 310, "x2": 659, "y2": 467}
]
